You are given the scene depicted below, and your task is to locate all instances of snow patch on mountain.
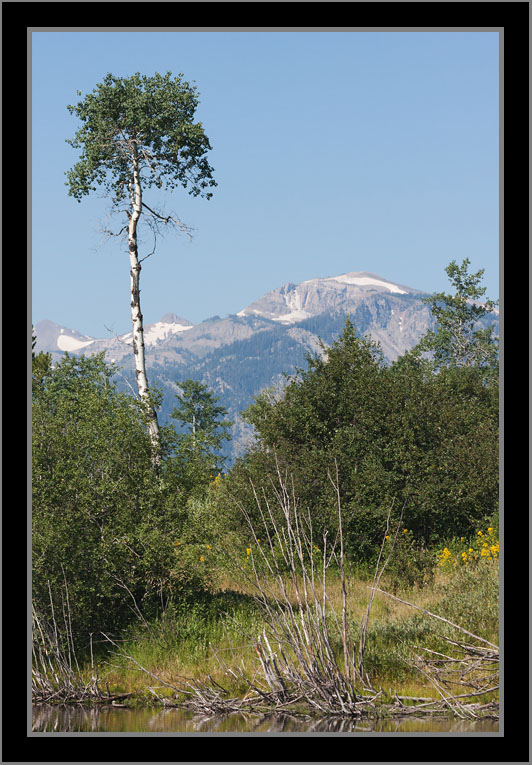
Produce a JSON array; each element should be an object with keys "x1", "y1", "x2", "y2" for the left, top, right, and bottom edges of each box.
[
  {"x1": 56, "y1": 334, "x2": 96, "y2": 352},
  {"x1": 120, "y1": 320, "x2": 193, "y2": 347},
  {"x1": 272, "y1": 287, "x2": 312, "y2": 324},
  {"x1": 273, "y1": 309, "x2": 312, "y2": 323},
  {"x1": 324, "y1": 273, "x2": 407, "y2": 294}
]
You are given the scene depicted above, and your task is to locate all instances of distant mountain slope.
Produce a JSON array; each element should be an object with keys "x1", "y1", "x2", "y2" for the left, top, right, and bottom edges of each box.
[
  {"x1": 33, "y1": 319, "x2": 96, "y2": 354},
  {"x1": 33, "y1": 269, "x2": 498, "y2": 463},
  {"x1": 236, "y1": 271, "x2": 424, "y2": 324}
]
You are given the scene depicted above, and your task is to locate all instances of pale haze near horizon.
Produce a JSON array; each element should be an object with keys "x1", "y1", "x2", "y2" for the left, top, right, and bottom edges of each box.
[{"x1": 32, "y1": 30, "x2": 499, "y2": 339}]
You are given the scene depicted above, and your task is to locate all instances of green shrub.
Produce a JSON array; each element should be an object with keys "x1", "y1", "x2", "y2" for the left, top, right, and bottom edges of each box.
[{"x1": 32, "y1": 354, "x2": 212, "y2": 648}]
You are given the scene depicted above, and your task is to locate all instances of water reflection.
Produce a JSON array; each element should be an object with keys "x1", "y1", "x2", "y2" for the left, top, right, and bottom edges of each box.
[{"x1": 32, "y1": 704, "x2": 499, "y2": 734}]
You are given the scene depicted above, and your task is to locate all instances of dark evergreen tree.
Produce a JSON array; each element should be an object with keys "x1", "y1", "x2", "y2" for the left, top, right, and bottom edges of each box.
[{"x1": 166, "y1": 380, "x2": 233, "y2": 495}]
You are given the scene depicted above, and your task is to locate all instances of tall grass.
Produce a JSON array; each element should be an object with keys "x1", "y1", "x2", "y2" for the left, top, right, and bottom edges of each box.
[
  {"x1": 91, "y1": 468, "x2": 498, "y2": 721},
  {"x1": 46, "y1": 460, "x2": 497, "y2": 718},
  {"x1": 94, "y1": 552, "x2": 498, "y2": 717}
]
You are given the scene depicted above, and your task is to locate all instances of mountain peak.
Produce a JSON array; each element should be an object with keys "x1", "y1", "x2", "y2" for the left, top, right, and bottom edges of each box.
[
  {"x1": 159, "y1": 313, "x2": 193, "y2": 326},
  {"x1": 237, "y1": 270, "x2": 420, "y2": 324},
  {"x1": 322, "y1": 271, "x2": 408, "y2": 294},
  {"x1": 33, "y1": 319, "x2": 95, "y2": 353}
]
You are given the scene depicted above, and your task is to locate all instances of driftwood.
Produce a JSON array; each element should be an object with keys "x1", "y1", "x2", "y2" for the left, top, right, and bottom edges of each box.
[{"x1": 373, "y1": 588, "x2": 499, "y2": 720}]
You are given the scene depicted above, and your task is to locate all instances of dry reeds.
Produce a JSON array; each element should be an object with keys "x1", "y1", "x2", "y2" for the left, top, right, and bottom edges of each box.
[
  {"x1": 32, "y1": 579, "x2": 131, "y2": 705},
  {"x1": 84, "y1": 463, "x2": 499, "y2": 721}
]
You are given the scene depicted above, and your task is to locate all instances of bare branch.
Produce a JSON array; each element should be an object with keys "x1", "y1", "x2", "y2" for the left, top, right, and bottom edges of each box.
[
  {"x1": 373, "y1": 589, "x2": 499, "y2": 649},
  {"x1": 141, "y1": 201, "x2": 194, "y2": 239}
]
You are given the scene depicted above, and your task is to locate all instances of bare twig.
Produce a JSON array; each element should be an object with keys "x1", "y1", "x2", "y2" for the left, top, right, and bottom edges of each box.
[{"x1": 372, "y1": 589, "x2": 499, "y2": 649}]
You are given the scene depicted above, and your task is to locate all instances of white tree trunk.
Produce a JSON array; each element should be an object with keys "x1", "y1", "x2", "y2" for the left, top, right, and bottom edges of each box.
[{"x1": 128, "y1": 141, "x2": 161, "y2": 468}]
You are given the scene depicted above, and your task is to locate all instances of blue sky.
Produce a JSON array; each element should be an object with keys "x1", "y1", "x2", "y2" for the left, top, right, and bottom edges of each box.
[{"x1": 32, "y1": 30, "x2": 499, "y2": 338}]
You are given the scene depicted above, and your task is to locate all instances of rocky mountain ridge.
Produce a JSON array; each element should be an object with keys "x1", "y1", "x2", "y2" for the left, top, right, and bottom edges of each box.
[
  {"x1": 34, "y1": 271, "x2": 430, "y2": 362},
  {"x1": 33, "y1": 270, "x2": 498, "y2": 462}
]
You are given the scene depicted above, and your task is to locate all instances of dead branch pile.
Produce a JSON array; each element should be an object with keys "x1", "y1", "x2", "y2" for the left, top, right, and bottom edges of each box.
[
  {"x1": 228, "y1": 464, "x2": 365, "y2": 715},
  {"x1": 374, "y1": 588, "x2": 499, "y2": 719},
  {"x1": 410, "y1": 638, "x2": 499, "y2": 720},
  {"x1": 94, "y1": 463, "x2": 498, "y2": 721}
]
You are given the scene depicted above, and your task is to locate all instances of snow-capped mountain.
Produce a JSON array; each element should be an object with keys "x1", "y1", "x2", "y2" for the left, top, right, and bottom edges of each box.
[
  {"x1": 34, "y1": 271, "x2": 427, "y2": 363},
  {"x1": 237, "y1": 271, "x2": 422, "y2": 324},
  {"x1": 33, "y1": 269, "x2": 498, "y2": 462},
  {"x1": 32, "y1": 320, "x2": 97, "y2": 354},
  {"x1": 34, "y1": 314, "x2": 194, "y2": 361},
  {"x1": 119, "y1": 313, "x2": 194, "y2": 346},
  {"x1": 32, "y1": 270, "x2": 435, "y2": 364}
]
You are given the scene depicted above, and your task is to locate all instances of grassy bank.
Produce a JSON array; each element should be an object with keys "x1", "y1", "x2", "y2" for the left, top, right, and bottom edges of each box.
[
  {"x1": 85, "y1": 548, "x2": 498, "y2": 712},
  {"x1": 33, "y1": 513, "x2": 499, "y2": 721}
]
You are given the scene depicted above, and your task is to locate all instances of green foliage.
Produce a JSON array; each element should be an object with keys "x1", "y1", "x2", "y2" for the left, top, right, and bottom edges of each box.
[
  {"x1": 32, "y1": 350, "x2": 52, "y2": 395},
  {"x1": 382, "y1": 530, "x2": 436, "y2": 593},
  {"x1": 361, "y1": 613, "x2": 434, "y2": 683},
  {"x1": 114, "y1": 590, "x2": 263, "y2": 682},
  {"x1": 227, "y1": 291, "x2": 498, "y2": 559},
  {"x1": 239, "y1": 319, "x2": 388, "y2": 540},
  {"x1": 431, "y1": 558, "x2": 499, "y2": 644},
  {"x1": 171, "y1": 379, "x2": 232, "y2": 450},
  {"x1": 32, "y1": 353, "x2": 207, "y2": 646},
  {"x1": 165, "y1": 379, "x2": 233, "y2": 495},
  {"x1": 32, "y1": 326, "x2": 52, "y2": 392},
  {"x1": 65, "y1": 71, "x2": 216, "y2": 204},
  {"x1": 414, "y1": 258, "x2": 498, "y2": 375}
]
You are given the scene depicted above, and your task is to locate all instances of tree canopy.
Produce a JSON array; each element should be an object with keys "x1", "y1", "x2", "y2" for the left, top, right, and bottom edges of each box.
[
  {"x1": 66, "y1": 71, "x2": 217, "y2": 205},
  {"x1": 166, "y1": 380, "x2": 233, "y2": 495},
  {"x1": 32, "y1": 353, "x2": 206, "y2": 643},
  {"x1": 414, "y1": 258, "x2": 499, "y2": 373},
  {"x1": 231, "y1": 291, "x2": 498, "y2": 557}
]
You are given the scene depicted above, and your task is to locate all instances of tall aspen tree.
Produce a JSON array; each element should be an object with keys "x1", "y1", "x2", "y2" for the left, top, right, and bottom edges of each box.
[{"x1": 65, "y1": 72, "x2": 216, "y2": 467}]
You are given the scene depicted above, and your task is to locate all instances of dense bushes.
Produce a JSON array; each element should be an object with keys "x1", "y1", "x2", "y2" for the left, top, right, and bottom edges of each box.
[
  {"x1": 32, "y1": 354, "x2": 210, "y2": 646},
  {"x1": 221, "y1": 311, "x2": 498, "y2": 561}
]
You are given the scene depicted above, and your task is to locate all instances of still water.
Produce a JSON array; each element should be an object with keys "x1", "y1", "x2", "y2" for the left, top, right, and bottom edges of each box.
[{"x1": 32, "y1": 704, "x2": 499, "y2": 734}]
